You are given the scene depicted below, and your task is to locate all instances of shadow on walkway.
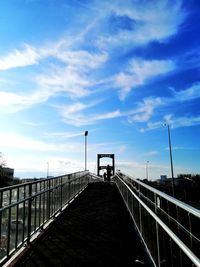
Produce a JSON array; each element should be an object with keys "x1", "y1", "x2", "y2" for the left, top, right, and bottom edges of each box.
[{"x1": 11, "y1": 182, "x2": 151, "y2": 267}]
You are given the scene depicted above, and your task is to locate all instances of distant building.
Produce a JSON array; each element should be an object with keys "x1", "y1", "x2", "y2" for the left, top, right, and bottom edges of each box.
[
  {"x1": 160, "y1": 175, "x2": 167, "y2": 181},
  {"x1": 0, "y1": 167, "x2": 14, "y2": 187},
  {"x1": 2, "y1": 167, "x2": 14, "y2": 179}
]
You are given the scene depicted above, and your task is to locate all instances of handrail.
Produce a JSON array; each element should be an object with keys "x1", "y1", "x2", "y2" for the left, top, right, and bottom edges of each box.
[
  {"x1": 0, "y1": 170, "x2": 88, "y2": 192},
  {"x1": 113, "y1": 172, "x2": 200, "y2": 267},
  {"x1": 117, "y1": 171, "x2": 200, "y2": 218},
  {"x1": 0, "y1": 171, "x2": 90, "y2": 266}
]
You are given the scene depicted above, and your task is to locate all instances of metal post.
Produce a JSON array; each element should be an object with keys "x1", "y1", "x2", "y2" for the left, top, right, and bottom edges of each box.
[
  {"x1": 84, "y1": 131, "x2": 88, "y2": 171},
  {"x1": 27, "y1": 183, "x2": 32, "y2": 243},
  {"x1": 47, "y1": 162, "x2": 49, "y2": 178},
  {"x1": 166, "y1": 124, "x2": 175, "y2": 197},
  {"x1": 146, "y1": 161, "x2": 149, "y2": 180}
]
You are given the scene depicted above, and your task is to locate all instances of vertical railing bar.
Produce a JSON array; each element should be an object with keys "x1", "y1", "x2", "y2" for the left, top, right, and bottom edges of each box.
[
  {"x1": 15, "y1": 187, "x2": 20, "y2": 249},
  {"x1": 6, "y1": 189, "x2": 12, "y2": 257},
  {"x1": 42, "y1": 181, "x2": 45, "y2": 224},
  {"x1": 0, "y1": 191, "x2": 3, "y2": 253},
  {"x1": 21, "y1": 185, "x2": 26, "y2": 243},
  {"x1": 188, "y1": 212, "x2": 193, "y2": 249},
  {"x1": 154, "y1": 193, "x2": 161, "y2": 267},
  {"x1": 32, "y1": 183, "x2": 38, "y2": 231},
  {"x1": 53, "y1": 180, "x2": 56, "y2": 213},
  {"x1": 47, "y1": 180, "x2": 50, "y2": 220},
  {"x1": 176, "y1": 205, "x2": 183, "y2": 267},
  {"x1": 27, "y1": 183, "x2": 32, "y2": 244},
  {"x1": 39, "y1": 182, "x2": 42, "y2": 227},
  {"x1": 60, "y1": 176, "x2": 63, "y2": 210}
]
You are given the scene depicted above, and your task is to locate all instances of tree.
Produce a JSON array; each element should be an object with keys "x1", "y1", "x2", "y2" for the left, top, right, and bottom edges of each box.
[
  {"x1": 0, "y1": 152, "x2": 6, "y2": 167},
  {"x1": 0, "y1": 153, "x2": 13, "y2": 187}
]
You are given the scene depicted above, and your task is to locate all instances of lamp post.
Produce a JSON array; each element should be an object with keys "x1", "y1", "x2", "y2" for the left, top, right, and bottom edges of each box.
[
  {"x1": 165, "y1": 124, "x2": 175, "y2": 197},
  {"x1": 47, "y1": 162, "x2": 49, "y2": 178},
  {"x1": 146, "y1": 161, "x2": 149, "y2": 180},
  {"x1": 84, "y1": 131, "x2": 88, "y2": 171}
]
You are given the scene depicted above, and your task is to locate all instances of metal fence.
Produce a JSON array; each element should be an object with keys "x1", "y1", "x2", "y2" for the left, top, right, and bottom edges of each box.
[
  {"x1": 0, "y1": 171, "x2": 89, "y2": 265},
  {"x1": 113, "y1": 172, "x2": 200, "y2": 267}
]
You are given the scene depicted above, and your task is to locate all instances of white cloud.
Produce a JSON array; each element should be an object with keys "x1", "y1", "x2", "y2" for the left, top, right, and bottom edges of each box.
[
  {"x1": 141, "y1": 114, "x2": 200, "y2": 132},
  {"x1": 128, "y1": 97, "x2": 163, "y2": 123},
  {"x1": 0, "y1": 132, "x2": 85, "y2": 153},
  {"x1": 0, "y1": 88, "x2": 51, "y2": 113},
  {"x1": 60, "y1": 104, "x2": 122, "y2": 126},
  {"x1": 171, "y1": 82, "x2": 200, "y2": 102},
  {"x1": 8, "y1": 154, "x2": 85, "y2": 178},
  {"x1": 172, "y1": 115, "x2": 200, "y2": 128},
  {"x1": 36, "y1": 66, "x2": 92, "y2": 99},
  {"x1": 96, "y1": 0, "x2": 186, "y2": 49},
  {"x1": 144, "y1": 151, "x2": 158, "y2": 156},
  {"x1": 0, "y1": 91, "x2": 36, "y2": 113},
  {"x1": 45, "y1": 131, "x2": 86, "y2": 139},
  {"x1": 115, "y1": 59, "x2": 175, "y2": 100},
  {"x1": 55, "y1": 50, "x2": 108, "y2": 69},
  {"x1": 0, "y1": 44, "x2": 41, "y2": 70}
]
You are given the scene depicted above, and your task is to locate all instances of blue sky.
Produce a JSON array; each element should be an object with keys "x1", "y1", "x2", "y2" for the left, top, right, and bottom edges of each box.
[{"x1": 0, "y1": 0, "x2": 200, "y2": 179}]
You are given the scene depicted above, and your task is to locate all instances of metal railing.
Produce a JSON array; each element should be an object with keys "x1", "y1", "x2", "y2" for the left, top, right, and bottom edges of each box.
[
  {"x1": 113, "y1": 172, "x2": 200, "y2": 267},
  {"x1": 0, "y1": 171, "x2": 89, "y2": 265}
]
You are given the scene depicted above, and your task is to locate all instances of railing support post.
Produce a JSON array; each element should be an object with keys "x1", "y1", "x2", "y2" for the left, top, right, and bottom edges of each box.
[
  {"x1": 27, "y1": 183, "x2": 32, "y2": 243},
  {"x1": 154, "y1": 194, "x2": 161, "y2": 267},
  {"x1": 47, "y1": 179, "x2": 51, "y2": 219}
]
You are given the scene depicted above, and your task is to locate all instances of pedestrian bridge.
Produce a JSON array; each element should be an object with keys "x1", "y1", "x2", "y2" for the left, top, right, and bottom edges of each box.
[{"x1": 0, "y1": 171, "x2": 199, "y2": 266}]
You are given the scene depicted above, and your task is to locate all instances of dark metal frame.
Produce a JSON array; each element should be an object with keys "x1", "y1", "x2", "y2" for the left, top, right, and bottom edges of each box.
[{"x1": 97, "y1": 154, "x2": 115, "y2": 176}]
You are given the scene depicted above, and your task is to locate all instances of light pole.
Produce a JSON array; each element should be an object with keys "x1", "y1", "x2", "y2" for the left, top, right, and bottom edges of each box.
[
  {"x1": 84, "y1": 131, "x2": 88, "y2": 171},
  {"x1": 165, "y1": 124, "x2": 175, "y2": 197},
  {"x1": 47, "y1": 162, "x2": 49, "y2": 178},
  {"x1": 146, "y1": 161, "x2": 149, "y2": 180}
]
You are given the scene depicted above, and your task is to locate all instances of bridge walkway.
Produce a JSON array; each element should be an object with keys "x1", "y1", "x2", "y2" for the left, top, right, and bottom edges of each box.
[{"x1": 10, "y1": 182, "x2": 151, "y2": 267}]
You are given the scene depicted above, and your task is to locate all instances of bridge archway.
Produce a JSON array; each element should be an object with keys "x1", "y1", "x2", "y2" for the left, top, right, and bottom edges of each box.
[{"x1": 97, "y1": 154, "x2": 115, "y2": 176}]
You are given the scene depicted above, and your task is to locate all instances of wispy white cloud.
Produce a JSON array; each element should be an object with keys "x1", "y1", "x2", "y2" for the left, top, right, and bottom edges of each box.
[
  {"x1": 143, "y1": 151, "x2": 158, "y2": 156},
  {"x1": 0, "y1": 91, "x2": 37, "y2": 113},
  {"x1": 0, "y1": 88, "x2": 51, "y2": 113},
  {"x1": 8, "y1": 155, "x2": 85, "y2": 178},
  {"x1": 55, "y1": 77, "x2": 200, "y2": 127},
  {"x1": 96, "y1": 0, "x2": 186, "y2": 49},
  {"x1": 115, "y1": 58, "x2": 175, "y2": 100},
  {"x1": 0, "y1": 44, "x2": 41, "y2": 70},
  {"x1": 58, "y1": 96, "x2": 163, "y2": 126},
  {"x1": 0, "y1": 132, "x2": 86, "y2": 153},
  {"x1": 44, "y1": 131, "x2": 86, "y2": 139},
  {"x1": 0, "y1": 39, "x2": 108, "y2": 112},
  {"x1": 128, "y1": 97, "x2": 163, "y2": 123},
  {"x1": 131, "y1": 80, "x2": 200, "y2": 130},
  {"x1": 164, "y1": 146, "x2": 192, "y2": 151},
  {"x1": 36, "y1": 66, "x2": 92, "y2": 99},
  {"x1": 141, "y1": 114, "x2": 200, "y2": 132},
  {"x1": 60, "y1": 102, "x2": 122, "y2": 126},
  {"x1": 55, "y1": 50, "x2": 108, "y2": 69},
  {"x1": 170, "y1": 82, "x2": 200, "y2": 102}
]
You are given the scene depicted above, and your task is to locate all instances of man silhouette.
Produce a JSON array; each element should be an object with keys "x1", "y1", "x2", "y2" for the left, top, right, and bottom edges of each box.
[{"x1": 106, "y1": 164, "x2": 111, "y2": 182}]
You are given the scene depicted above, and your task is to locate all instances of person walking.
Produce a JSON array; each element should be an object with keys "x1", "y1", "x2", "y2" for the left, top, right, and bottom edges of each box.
[{"x1": 106, "y1": 164, "x2": 111, "y2": 182}]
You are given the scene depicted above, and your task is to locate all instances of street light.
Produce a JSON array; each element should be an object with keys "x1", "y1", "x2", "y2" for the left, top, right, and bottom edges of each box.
[
  {"x1": 165, "y1": 124, "x2": 175, "y2": 197},
  {"x1": 146, "y1": 161, "x2": 149, "y2": 180},
  {"x1": 84, "y1": 131, "x2": 88, "y2": 171},
  {"x1": 47, "y1": 162, "x2": 49, "y2": 178}
]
